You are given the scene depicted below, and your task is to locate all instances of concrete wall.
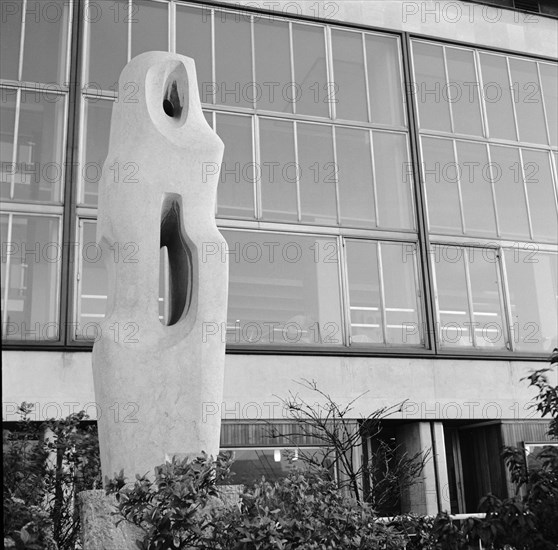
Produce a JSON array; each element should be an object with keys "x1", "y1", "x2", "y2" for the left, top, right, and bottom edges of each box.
[
  {"x1": 218, "y1": 0, "x2": 557, "y2": 58},
  {"x1": 2, "y1": 350, "x2": 543, "y2": 422}
]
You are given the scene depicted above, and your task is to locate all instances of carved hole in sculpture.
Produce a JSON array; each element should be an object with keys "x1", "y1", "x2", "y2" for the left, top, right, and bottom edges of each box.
[
  {"x1": 163, "y1": 79, "x2": 183, "y2": 119},
  {"x1": 159, "y1": 194, "x2": 193, "y2": 326}
]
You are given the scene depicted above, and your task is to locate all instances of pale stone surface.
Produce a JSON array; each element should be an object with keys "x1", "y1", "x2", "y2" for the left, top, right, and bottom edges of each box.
[
  {"x1": 91, "y1": 51, "x2": 227, "y2": 482},
  {"x1": 79, "y1": 490, "x2": 143, "y2": 550}
]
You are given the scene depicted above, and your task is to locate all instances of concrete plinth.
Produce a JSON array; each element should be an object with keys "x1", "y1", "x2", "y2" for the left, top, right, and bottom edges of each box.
[{"x1": 79, "y1": 490, "x2": 143, "y2": 550}]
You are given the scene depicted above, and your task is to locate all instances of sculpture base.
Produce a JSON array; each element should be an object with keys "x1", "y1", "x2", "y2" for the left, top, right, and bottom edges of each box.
[
  {"x1": 79, "y1": 486, "x2": 241, "y2": 549},
  {"x1": 79, "y1": 490, "x2": 143, "y2": 550}
]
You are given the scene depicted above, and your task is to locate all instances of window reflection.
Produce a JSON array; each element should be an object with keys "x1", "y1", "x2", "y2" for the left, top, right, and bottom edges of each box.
[
  {"x1": 505, "y1": 250, "x2": 558, "y2": 352},
  {"x1": 445, "y1": 47, "x2": 483, "y2": 137},
  {"x1": 367, "y1": 34, "x2": 405, "y2": 127},
  {"x1": 131, "y1": 0, "x2": 168, "y2": 59},
  {"x1": 292, "y1": 24, "x2": 329, "y2": 118},
  {"x1": 332, "y1": 29, "x2": 367, "y2": 122},
  {"x1": 216, "y1": 113, "x2": 255, "y2": 219},
  {"x1": 0, "y1": 0, "x2": 21, "y2": 80},
  {"x1": 433, "y1": 245, "x2": 507, "y2": 350},
  {"x1": 81, "y1": 98, "x2": 113, "y2": 206},
  {"x1": 490, "y1": 145, "x2": 531, "y2": 240},
  {"x1": 346, "y1": 240, "x2": 422, "y2": 346},
  {"x1": 223, "y1": 230, "x2": 342, "y2": 346},
  {"x1": 222, "y1": 447, "x2": 333, "y2": 486},
  {"x1": 86, "y1": 0, "x2": 128, "y2": 90},
  {"x1": 254, "y1": 18, "x2": 292, "y2": 113},
  {"x1": 1, "y1": 214, "x2": 60, "y2": 341},
  {"x1": 176, "y1": 4, "x2": 212, "y2": 103},
  {"x1": 336, "y1": 127, "x2": 375, "y2": 228},
  {"x1": 539, "y1": 63, "x2": 557, "y2": 147},
  {"x1": 76, "y1": 221, "x2": 107, "y2": 339},
  {"x1": 298, "y1": 123, "x2": 337, "y2": 225},
  {"x1": 412, "y1": 42, "x2": 451, "y2": 133},
  {"x1": 215, "y1": 10, "x2": 253, "y2": 109},
  {"x1": 22, "y1": 0, "x2": 70, "y2": 85},
  {"x1": 1, "y1": 89, "x2": 66, "y2": 203},
  {"x1": 509, "y1": 58, "x2": 547, "y2": 146},
  {"x1": 260, "y1": 118, "x2": 298, "y2": 222},
  {"x1": 479, "y1": 53, "x2": 517, "y2": 141}
]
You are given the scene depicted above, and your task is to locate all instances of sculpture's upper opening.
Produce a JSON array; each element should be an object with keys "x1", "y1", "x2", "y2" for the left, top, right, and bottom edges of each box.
[{"x1": 163, "y1": 80, "x2": 182, "y2": 119}]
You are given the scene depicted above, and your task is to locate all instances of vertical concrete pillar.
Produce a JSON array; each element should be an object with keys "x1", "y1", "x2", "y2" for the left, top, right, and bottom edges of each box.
[
  {"x1": 432, "y1": 421, "x2": 451, "y2": 512},
  {"x1": 397, "y1": 421, "x2": 449, "y2": 515}
]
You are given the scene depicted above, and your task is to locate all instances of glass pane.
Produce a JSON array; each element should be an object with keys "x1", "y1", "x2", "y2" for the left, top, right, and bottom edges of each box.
[
  {"x1": 346, "y1": 240, "x2": 382, "y2": 343},
  {"x1": 468, "y1": 248, "x2": 506, "y2": 349},
  {"x1": 176, "y1": 5, "x2": 212, "y2": 103},
  {"x1": 0, "y1": 88, "x2": 17, "y2": 199},
  {"x1": 22, "y1": 0, "x2": 69, "y2": 84},
  {"x1": 260, "y1": 118, "x2": 297, "y2": 222},
  {"x1": 336, "y1": 127, "x2": 375, "y2": 228},
  {"x1": 422, "y1": 136, "x2": 461, "y2": 233},
  {"x1": 77, "y1": 220, "x2": 107, "y2": 339},
  {"x1": 131, "y1": 0, "x2": 168, "y2": 59},
  {"x1": 539, "y1": 63, "x2": 557, "y2": 147},
  {"x1": 86, "y1": 0, "x2": 128, "y2": 90},
  {"x1": 332, "y1": 30, "x2": 367, "y2": 122},
  {"x1": 479, "y1": 53, "x2": 517, "y2": 141},
  {"x1": 509, "y1": 58, "x2": 546, "y2": 145},
  {"x1": 224, "y1": 230, "x2": 342, "y2": 346},
  {"x1": 81, "y1": 98, "x2": 113, "y2": 206},
  {"x1": 373, "y1": 131, "x2": 414, "y2": 230},
  {"x1": 522, "y1": 149, "x2": 557, "y2": 242},
  {"x1": 254, "y1": 18, "x2": 292, "y2": 113},
  {"x1": 297, "y1": 123, "x2": 336, "y2": 225},
  {"x1": 446, "y1": 47, "x2": 483, "y2": 137},
  {"x1": 456, "y1": 140, "x2": 497, "y2": 236},
  {"x1": 490, "y1": 145, "x2": 530, "y2": 239},
  {"x1": 367, "y1": 34, "x2": 405, "y2": 126},
  {"x1": 1, "y1": 214, "x2": 60, "y2": 341},
  {"x1": 0, "y1": 0, "x2": 22, "y2": 80},
  {"x1": 13, "y1": 89, "x2": 66, "y2": 202},
  {"x1": 225, "y1": 447, "x2": 332, "y2": 484},
  {"x1": 292, "y1": 24, "x2": 328, "y2": 118},
  {"x1": 214, "y1": 10, "x2": 253, "y2": 108},
  {"x1": 432, "y1": 245, "x2": 472, "y2": 348},
  {"x1": 505, "y1": 249, "x2": 558, "y2": 352},
  {"x1": 0, "y1": 215, "x2": 8, "y2": 301},
  {"x1": 381, "y1": 242, "x2": 422, "y2": 345},
  {"x1": 216, "y1": 113, "x2": 254, "y2": 219},
  {"x1": 412, "y1": 42, "x2": 451, "y2": 132}
]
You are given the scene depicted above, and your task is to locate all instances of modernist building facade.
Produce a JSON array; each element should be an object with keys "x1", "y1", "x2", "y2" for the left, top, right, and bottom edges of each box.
[{"x1": 1, "y1": 0, "x2": 557, "y2": 514}]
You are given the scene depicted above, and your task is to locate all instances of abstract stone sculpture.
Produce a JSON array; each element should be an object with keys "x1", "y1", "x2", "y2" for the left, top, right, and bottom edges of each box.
[{"x1": 92, "y1": 51, "x2": 227, "y2": 482}]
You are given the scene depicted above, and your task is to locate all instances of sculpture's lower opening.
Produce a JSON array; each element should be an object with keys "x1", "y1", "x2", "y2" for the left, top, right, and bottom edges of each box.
[{"x1": 159, "y1": 194, "x2": 193, "y2": 326}]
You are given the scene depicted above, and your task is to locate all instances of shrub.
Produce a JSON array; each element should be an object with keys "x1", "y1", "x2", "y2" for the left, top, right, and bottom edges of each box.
[
  {"x1": 108, "y1": 453, "x2": 232, "y2": 550},
  {"x1": 3, "y1": 403, "x2": 101, "y2": 549},
  {"x1": 110, "y1": 459, "x2": 408, "y2": 550}
]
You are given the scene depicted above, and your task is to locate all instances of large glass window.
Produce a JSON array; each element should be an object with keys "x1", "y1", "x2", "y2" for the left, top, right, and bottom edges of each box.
[
  {"x1": 1, "y1": 213, "x2": 61, "y2": 341},
  {"x1": 1, "y1": 0, "x2": 71, "y2": 343},
  {"x1": 413, "y1": 38, "x2": 557, "y2": 354},
  {"x1": 345, "y1": 240, "x2": 423, "y2": 346},
  {"x1": 504, "y1": 249, "x2": 558, "y2": 353},
  {"x1": 223, "y1": 230, "x2": 343, "y2": 346},
  {"x1": 3, "y1": 1, "x2": 555, "y2": 358},
  {"x1": 431, "y1": 245, "x2": 507, "y2": 350}
]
